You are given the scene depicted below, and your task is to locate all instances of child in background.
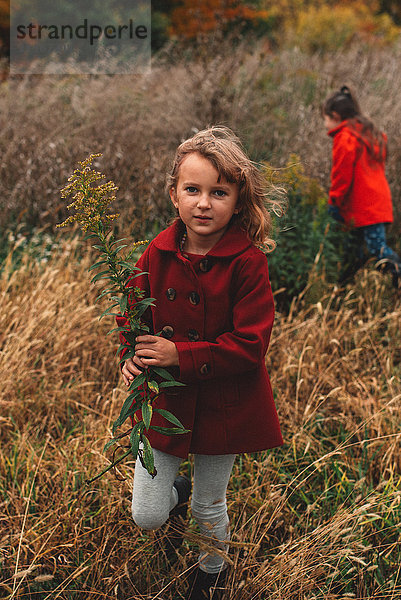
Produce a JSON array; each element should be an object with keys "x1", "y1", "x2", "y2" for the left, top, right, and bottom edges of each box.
[
  {"x1": 117, "y1": 127, "x2": 283, "y2": 599},
  {"x1": 323, "y1": 85, "x2": 401, "y2": 288}
]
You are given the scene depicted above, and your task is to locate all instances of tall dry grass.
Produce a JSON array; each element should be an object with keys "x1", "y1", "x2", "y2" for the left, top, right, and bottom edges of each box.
[
  {"x1": 1, "y1": 38, "x2": 401, "y2": 241},
  {"x1": 0, "y1": 241, "x2": 400, "y2": 599}
]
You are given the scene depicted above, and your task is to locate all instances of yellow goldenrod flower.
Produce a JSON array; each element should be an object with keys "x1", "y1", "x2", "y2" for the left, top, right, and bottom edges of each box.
[{"x1": 57, "y1": 153, "x2": 119, "y2": 233}]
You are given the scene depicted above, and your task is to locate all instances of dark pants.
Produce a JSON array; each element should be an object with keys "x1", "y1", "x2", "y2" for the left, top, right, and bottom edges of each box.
[{"x1": 340, "y1": 223, "x2": 401, "y2": 287}]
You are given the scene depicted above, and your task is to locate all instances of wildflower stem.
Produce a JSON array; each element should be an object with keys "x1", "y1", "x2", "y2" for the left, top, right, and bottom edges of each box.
[
  {"x1": 85, "y1": 449, "x2": 132, "y2": 485},
  {"x1": 59, "y1": 153, "x2": 188, "y2": 479}
]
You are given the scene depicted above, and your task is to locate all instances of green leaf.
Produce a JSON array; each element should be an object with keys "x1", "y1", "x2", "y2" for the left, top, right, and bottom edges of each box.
[
  {"x1": 93, "y1": 274, "x2": 114, "y2": 284},
  {"x1": 118, "y1": 350, "x2": 135, "y2": 364},
  {"x1": 112, "y1": 393, "x2": 142, "y2": 434},
  {"x1": 128, "y1": 270, "x2": 149, "y2": 280},
  {"x1": 109, "y1": 237, "x2": 128, "y2": 248},
  {"x1": 117, "y1": 260, "x2": 138, "y2": 271},
  {"x1": 142, "y1": 436, "x2": 155, "y2": 475},
  {"x1": 142, "y1": 401, "x2": 152, "y2": 430},
  {"x1": 111, "y1": 408, "x2": 134, "y2": 435},
  {"x1": 135, "y1": 297, "x2": 155, "y2": 309},
  {"x1": 119, "y1": 295, "x2": 128, "y2": 314},
  {"x1": 100, "y1": 312, "x2": 119, "y2": 321},
  {"x1": 103, "y1": 437, "x2": 119, "y2": 452},
  {"x1": 91, "y1": 270, "x2": 113, "y2": 283},
  {"x1": 150, "y1": 426, "x2": 190, "y2": 435},
  {"x1": 135, "y1": 297, "x2": 155, "y2": 317},
  {"x1": 115, "y1": 342, "x2": 133, "y2": 357},
  {"x1": 151, "y1": 366, "x2": 175, "y2": 381},
  {"x1": 106, "y1": 326, "x2": 131, "y2": 337},
  {"x1": 99, "y1": 305, "x2": 120, "y2": 320},
  {"x1": 154, "y1": 408, "x2": 187, "y2": 430},
  {"x1": 130, "y1": 423, "x2": 143, "y2": 459},
  {"x1": 128, "y1": 371, "x2": 146, "y2": 389},
  {"x1": 159, "y1": 380, "x2": 186, "y2": 388},
  {"x1": 95, "y1": 288, "x2": 118, "y2": 302},
  {"x1": 111, "y1": 244, "x2": 128, "y2": 256},
  {"x1": 148, "y1": 380, "x2": 159, "y2": 394},
  {"x1": 122, "y1": 330, "x2": 137, "y2": 346},
  {"x1": 88, "y1": 259, "x2": 108, "y2": 272},
  {"x1": 125, "y1": 390, "x2": 142, "y2": 403}
]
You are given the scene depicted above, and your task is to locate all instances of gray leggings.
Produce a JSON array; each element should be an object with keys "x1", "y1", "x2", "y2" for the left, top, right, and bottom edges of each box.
[{"x1": 132, "y1": 449, "x2": 236, "y2": 574}]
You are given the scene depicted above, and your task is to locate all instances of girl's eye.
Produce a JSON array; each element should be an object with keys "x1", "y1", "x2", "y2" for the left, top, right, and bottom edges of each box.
[
  {"x1": 213, "y1": 190, "x2": 227, "y2": 197},
  {"x1": 185, "y1": 186, "x2": 198, "y2": 193}
]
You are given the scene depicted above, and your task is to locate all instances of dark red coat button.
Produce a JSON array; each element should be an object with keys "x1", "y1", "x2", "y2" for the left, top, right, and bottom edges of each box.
[
  {"x1": 189, "y1": 291, "x2": 200, "y2": 305},
  {"x1": 161, "y1": 325, "x2": 174, "y2": 339},
  {"x1": 200, "y1": 363, "x2": 210, "y2": 375},
  {"x1": 199, "y1": 258, "x2": 212, "y2": 272},
  {"x1": 166, "y1": 288, "x2": 176, "y2": 301},
  {"x1": 188, "y1": 329, "x2": 200, "y2": 342}
]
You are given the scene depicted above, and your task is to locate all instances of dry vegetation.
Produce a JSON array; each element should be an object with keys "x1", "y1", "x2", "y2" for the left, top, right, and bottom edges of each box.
[
  {"x1": 1, "y1": 36, "x2": 401, "y2": 600},
  {"x1": 0, "y1": 237, "x2": 400, "y2": 599},
  {"x1": 1, "y1": 38, "x2": 401, "y2": 240}
]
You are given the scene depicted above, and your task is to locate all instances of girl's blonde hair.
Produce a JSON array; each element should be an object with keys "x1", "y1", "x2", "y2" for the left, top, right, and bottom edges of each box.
[{"x1": 167, "y1": 126, "x2": 283, "y2": 250}]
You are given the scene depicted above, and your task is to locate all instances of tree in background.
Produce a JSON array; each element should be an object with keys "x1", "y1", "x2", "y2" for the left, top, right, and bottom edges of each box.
[
  {"x1": 379, "y1": 0, "x2": 401, "y2": 24},
  {"x1": 0, "y1": 0, "x2": 9, "y2": 58},
  {"x1": 152, "y1": 0, "x2": 176, "y2": 50},
  {"x1": 150, "y1": 0, "x2": 401, "y2": 49},
  {"x1": 291, "y1": 0, "x2": 399, "y2": 52},
  {"x1": 168, "y1": 0, "x2": 269, "y2": 40},
  {"x1": 2, "y1": 1, "x2": 399, "y2": 57}
]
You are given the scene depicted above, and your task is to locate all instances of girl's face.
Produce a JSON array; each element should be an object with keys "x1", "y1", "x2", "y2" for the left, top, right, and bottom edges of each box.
[
  {"x1": 170, "y1": 152, "x2": 239, "y2": 253},
  {"x1": 324, "y1": 112, "x2": 342, "y2": 131}
]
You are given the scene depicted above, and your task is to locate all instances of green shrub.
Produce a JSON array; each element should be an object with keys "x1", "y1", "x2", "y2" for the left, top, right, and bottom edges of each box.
[{"x1": 265, "y1": 155, "x2": 344, "y2": 310}]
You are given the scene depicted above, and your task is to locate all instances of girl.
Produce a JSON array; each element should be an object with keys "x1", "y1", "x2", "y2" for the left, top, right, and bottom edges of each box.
[
  {"x1": 116, "y1": 127, "x2": 283, "y2": 599},
  {"x1": 323, "y1": 85, "x2": 401, "y2": 288}
]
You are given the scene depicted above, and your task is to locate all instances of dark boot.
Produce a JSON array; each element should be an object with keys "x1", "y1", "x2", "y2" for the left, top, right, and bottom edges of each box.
[
  {"x1": 374, "y1": 257, "x2": 401, "y2": 289},
  {"x1": 186, "y1": 566, "x2": 228, "y2": 600},
  {"x1": 338, "y1": 255, "x2": 369, "y2": 284},
  {"x1": 390, "y1": 261, "x2": 401, "y2": 290},
  {"x1": 392, "y1": 270, "x2": 401, "y2": 290},
  {"x1": 162, "y1": 475, "x2": 191, "y2": 562}
]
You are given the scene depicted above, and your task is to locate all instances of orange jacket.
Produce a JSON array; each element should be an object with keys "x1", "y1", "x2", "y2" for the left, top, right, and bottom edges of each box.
[{"x1": 328, "y1": 120, "x2": 393, "y2": 227}]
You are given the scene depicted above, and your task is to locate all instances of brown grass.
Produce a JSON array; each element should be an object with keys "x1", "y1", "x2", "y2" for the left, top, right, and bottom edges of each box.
[
  {"x1": 1, "y1": 33, "x2": 401, "y2": 599},
  {"x1": 0, "y1": 241, "x2": 400, "y2": 599},
  {"x1": 1, "y1": 38, "x2": 401, "y2": 242}
]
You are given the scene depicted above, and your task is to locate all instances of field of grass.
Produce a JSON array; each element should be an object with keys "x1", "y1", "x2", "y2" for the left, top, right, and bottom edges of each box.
[
  {"x1": 0, "y1": 238, "x2": 400, "y2": 599},
  {"x1": 1, "y1": 32, "x2": 401, "y2": 600},
  {"x1": 1, "y1": 38, "x2": 401, "y2": 243}
]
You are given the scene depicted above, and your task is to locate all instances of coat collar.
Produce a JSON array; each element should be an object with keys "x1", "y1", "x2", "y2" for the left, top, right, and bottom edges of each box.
[
  {"x1": 152, "y1": 218, "x2": 253, "y2": 258},
  {"x1": 327, "y1": 119, "x2": 348, "y2": 138},
  {"x1": 328, "y1": 119, "x2": 386, "y2": 161}
]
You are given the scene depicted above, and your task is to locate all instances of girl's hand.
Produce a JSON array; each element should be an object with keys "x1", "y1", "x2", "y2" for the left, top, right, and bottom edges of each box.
[
  {"x1": 134, "y1": 335, "x2": 179, "y2": 368},
  {"x1": 121, "y1": 356, "x2": 147, "y2": 386}
]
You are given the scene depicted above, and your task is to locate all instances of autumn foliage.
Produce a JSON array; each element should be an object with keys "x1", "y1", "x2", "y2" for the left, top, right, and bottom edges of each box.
[
  {"x1": 160, "y1": 0, "x2": 401, "y2": 45},
  {"x1": 169, "y1": 0, "x2": 269, "y2": 38}
]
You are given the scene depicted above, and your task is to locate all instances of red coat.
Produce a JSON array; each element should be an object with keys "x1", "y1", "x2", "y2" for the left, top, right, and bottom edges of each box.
[
  {"x1": 116, "y1": 220, "x2": 283, "y2": 459},
  {"x1": 328, "y1": 120, "x2": 393, "y2": 227}
]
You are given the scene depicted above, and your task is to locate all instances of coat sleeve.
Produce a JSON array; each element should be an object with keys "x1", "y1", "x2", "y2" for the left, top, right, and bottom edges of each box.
[
  {"x1": 175, "y1": 251, "x2": 274, "y2": 383},
  {"x1": 329, "y1": 130, "x2": 358, "y2": 209},
  {"x1": 115, "y1": 246, "x2": 152, "y2": 365}
]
